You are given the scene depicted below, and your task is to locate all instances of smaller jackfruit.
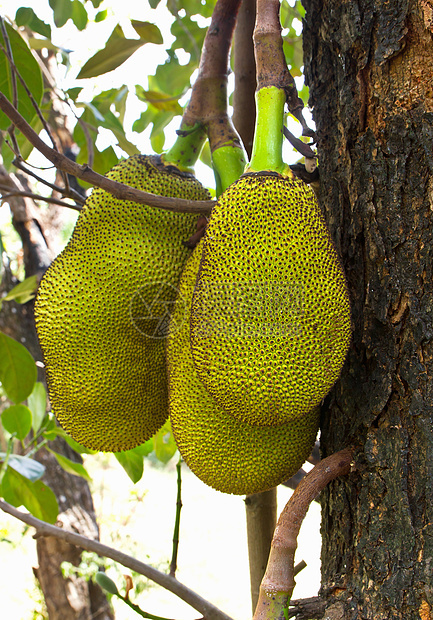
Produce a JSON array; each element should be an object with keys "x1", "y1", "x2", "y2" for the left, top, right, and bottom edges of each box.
[
  {"x1": 35, "y1": 154, "x2": 210, "y2": 452},
  {"x1": 167, "y1": 241, "x2": 319, "y2": 495},
  {"x1": 190, "y1": 170, "x2": 351, "y2": 427}
]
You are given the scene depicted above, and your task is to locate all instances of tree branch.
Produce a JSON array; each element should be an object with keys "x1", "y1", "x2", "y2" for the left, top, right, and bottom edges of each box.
[
  {"x1": 0, "y1": 93, "x2": 214, "y2": 214},
  {"x1": 253, "y1": 448, "x2": 355, "y2": 620},
  {"x1": 0, "y1": 499, "x2": 234, "y2": 620}
]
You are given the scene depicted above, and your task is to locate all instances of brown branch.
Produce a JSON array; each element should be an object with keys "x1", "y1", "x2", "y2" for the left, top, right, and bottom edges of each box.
[
  {"x1": 0, "y1": 93, "x2": 214, "y2": 214},
  {"x1": 253, "y1": 448, "x2": 355, "y2": 620},
  {"x1": 183, "y1": 0, "x2": 243, "y2": 153},
  {"x1": 232, "y1": 0, "x2": 257, "y2": 158},
  {"x1": 0, "y1": 499, "x2": 234, "y2": 620},
  {"x1": 0, "y1": 186, "x2": 82, "y2": 211},
  {"x1": 12, "y1": 158, "x2": 86, "y2": 204},
  {"x1": 253, "y1": 0, "x2": 316, "y2": 138}
]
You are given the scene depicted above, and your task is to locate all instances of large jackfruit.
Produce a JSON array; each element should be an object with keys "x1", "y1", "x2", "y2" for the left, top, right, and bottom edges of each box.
[
  {"x1": 35, "y1": 154, "x2": 210, "y2": 452},
  {"x1": 167, "y1": 241, "x2": 319, "y2": 495},
  {"x1": 190, "y1": 170, "x2": 351, "y2": 427}
]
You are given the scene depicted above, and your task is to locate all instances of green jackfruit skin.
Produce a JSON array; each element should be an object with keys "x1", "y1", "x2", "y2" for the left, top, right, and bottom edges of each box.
[
  {"x1": 35, "y1": 154, "x2": 210, "y2": 452},
  {"x1": 190, "y1": 171, "x2": 351, "y2": 427},
  {"x1": 167, "y1": 241, "x2": 319, "y2": 495}
]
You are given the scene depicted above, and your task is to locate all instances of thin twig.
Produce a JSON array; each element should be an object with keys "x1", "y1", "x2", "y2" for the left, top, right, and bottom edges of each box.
[
  {"x1": 0, "y1": 187, "x2": 82, "y2": 211},
  {"x1": 169, "y1": 457, "x2": 183, "y2": 577},
  {"x1": 283, "y1": 126, "x2": 316, "y2": 159},
  {"x1": 0, "y1": 93, "x2": 214, "y2": 214},
  {"x1": 0, "y1": 499, "x2": 234, "y2": 620},
  {"x1": 12, "y1": 158, "x2": 86, "y2": 204},
  {"x1": 253, "y1": 448, "x2": 355, "y2": 620}
]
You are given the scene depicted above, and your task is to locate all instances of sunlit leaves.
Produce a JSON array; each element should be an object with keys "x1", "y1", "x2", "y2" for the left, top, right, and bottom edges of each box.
[
  {"x1": 77, "y1": 24, "x2": 162, "y2": 79},
  {"x1": 27, "y1": 382, "x2": 47, "y2": 433},
  {"x1": 153, "y1": 420, "x2": 177, "y2": 464},
  {"x1": 47, "y1": 449, "x2": 91, "y2": 481},
  {"x1": 0, "y1": 21, "x2": 43, "y2": 131},
  {"x1": 0, "y1": 275, "x2": 37, "y2": 310},
  {"x1": 1, "y1": 404, "x2": 32, "y2": 440},
  {"x1": 1, "y1": 466, "x2": 58, "y2": 523},
  {"x1": 7, "y1": 454, "x2": 45, "y2": 481},
  {"x1": 131, "y1": 20, "x2": 163, "y2": 44},
  {"x1": 0, "y1": 332, "x2": 37, "y2": 404},
  {"x1": 170, "y1": 15, "x2": 207, "y2": 64},
  {"x1": 15, "y1": 7, "x2": 52, "y2": 38},
  {"x1": 49, "y1": 0, "x2": 73, "y2": 28},
  {"x1": 71, "y1": 0, "x2": 88, "y2": 31}
]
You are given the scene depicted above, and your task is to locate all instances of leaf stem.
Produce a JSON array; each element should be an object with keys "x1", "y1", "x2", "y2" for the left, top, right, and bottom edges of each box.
[{"x1": 169, "y1": 457, "x2": 183, "y2": 577}]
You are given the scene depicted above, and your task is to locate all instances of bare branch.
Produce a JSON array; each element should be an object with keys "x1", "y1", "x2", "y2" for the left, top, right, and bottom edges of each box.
[
  {"x1": 0, "y1": 186, "x2": 82, "y2": 211},
  {"x1": 0, "y1": 499, "x2": 234, "y2": 620},
  {"x1": 0, "y1": 93, "x2": 214, "y2": 214},
  {"x1": 253, "y1": 448, "x2": 355, "y2": 620}
]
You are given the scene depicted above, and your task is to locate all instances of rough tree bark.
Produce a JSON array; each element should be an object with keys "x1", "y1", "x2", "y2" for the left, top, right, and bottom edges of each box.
[{"x1": 303, "y1": 0, "x2": 433, "y2": 617}]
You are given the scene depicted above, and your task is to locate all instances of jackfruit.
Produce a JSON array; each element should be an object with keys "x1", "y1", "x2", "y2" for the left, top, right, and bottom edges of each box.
[
  {"x1": 190, "y1": 170, "x2": 351, "y2": 427},
  {"x1": 167, "y1": 241, "x2": 320, "y2": 495},
  {"x1": 35, "y1": 154, "x2": 210, "y2": 452}
]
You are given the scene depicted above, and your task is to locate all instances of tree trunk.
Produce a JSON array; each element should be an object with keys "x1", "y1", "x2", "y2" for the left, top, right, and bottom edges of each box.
[{"x1": 302, "y1": 0, "x2": 433, "y2": 617}]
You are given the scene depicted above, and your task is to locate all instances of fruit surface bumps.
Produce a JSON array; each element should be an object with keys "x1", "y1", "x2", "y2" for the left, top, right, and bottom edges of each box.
[
  {"x1": 190, "y1": 171, "x2": 351, "y2": 427},
  {"x1": 167, "y1": 241, "x2": 319, "y2": 495},
  {"x1": 35, "y1": 154, "x2": 210, "y2": 452}
]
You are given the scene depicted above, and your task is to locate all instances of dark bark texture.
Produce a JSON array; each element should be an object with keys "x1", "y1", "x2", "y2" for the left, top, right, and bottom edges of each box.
[{"x1": 303, "y1": 0, "x2": 433, "y2": 617}]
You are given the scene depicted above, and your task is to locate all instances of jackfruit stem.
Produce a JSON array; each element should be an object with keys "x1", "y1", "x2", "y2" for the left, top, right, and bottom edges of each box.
[
  {"x1": 163, "y1": 123, "x2": 207, "y2": 174},
  {"x1": 212, "y1": 144, "x2": 247, "y2": 196},
  {"x1": 246, "y1": 86, "x2": 288, "y2": 175}
]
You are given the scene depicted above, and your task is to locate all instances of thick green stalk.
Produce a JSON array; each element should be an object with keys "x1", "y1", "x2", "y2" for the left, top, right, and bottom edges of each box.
[
  {"x1": 246, "y1": 86, "x2": 289, "y2": 174},
  {"x1": 162, "y1": 123, "x2": 206, "y2": 173},
  {"x1": 211, "y1": 144, "x2": 246, "y2": 195}
]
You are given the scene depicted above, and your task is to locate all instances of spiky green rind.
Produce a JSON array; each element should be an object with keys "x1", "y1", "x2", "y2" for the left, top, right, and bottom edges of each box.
[
  {"x1": 35, "y1": 154, "x2": 210, "y2": 452},
  {"x1": 190, "y1": 172, "x2": 351, "y2": 427},
  {"x1": 167, "y1": 242, "x2": 319, "y2": 495}
]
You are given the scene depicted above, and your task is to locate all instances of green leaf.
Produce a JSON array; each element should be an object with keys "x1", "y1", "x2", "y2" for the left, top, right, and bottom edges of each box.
[
  {"x1": 95, "y1": 9, "x2": 107, "y2": 22},
  {"x1": 15, "y1": 7, "x2": 52, "y2": 38},
  {"x1": 49, "y1": 0, "x2": 73, "y2": 28},
  {"x1": 148, "y1": 0, "x2": 162, "y2": 8},
  {"x1": 61, "y1": 432, "x2": 97, "y2": 455},
  {"x1": 137, "y1": 90, "x2": 182, "y2": 114},
  {"x1": 114, "y1": 449, "x2": 144, "y2": 483},
  {"x1": 95, "y1": 572, "x2": 119, "y2": 596},
  {"x1": 1, "y1": 404, "x2": 32, "y2": 440},
  {"x1": 153, "y1": 420, "x2": 177, "y2": 464},
  {"x1": 170, "y1": 15, "x2": 207, "y2": 62},
  {"x1": 77, "y1": 25, "x2": 150, "y2": 78},
  {"x1": 47, "y1": 449, "x2": 91, "y2": 481},
  {"x1": 7, "y1": 454, "x2": 45, "y2": 481},
  {"x1": 152, "y1": 56, "x2": 195, "y2": 98},
  {"x1": 0, "y1": 332, "x2": 37, "y2": 404},
  {"x1": 1, "y1": 275, "x2": 37, "y2": 307},
  {"x1": 0, "y1": 22, "x2": 44, "y2": 131},
  {"x1": 131, "y1": 20, "x2": 163, "y2": 44},
  {"x1": 90, "y1": 0, "x2": 104, "y2": 7},
  {"x1": 27, "y1": 382, "x2": 47, "y2": 433},
  {"x1": 1, "y1": 466, "x2": 58, "y2": 523},
  {"x1": 71, "y1": 0, "x2": 88, "y2": 30},
  {"x1": 66, "y1": 87, "x2": 83, "y2": 101}
]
